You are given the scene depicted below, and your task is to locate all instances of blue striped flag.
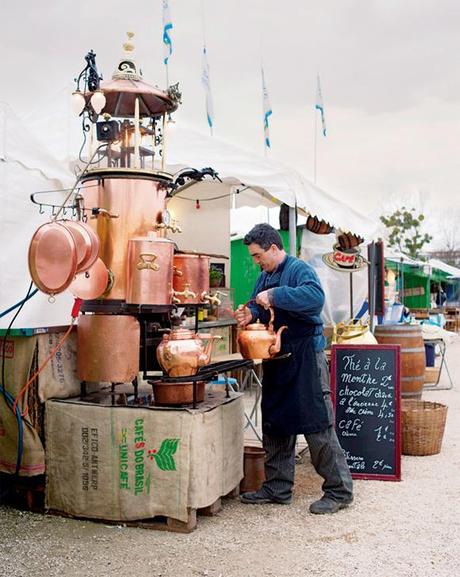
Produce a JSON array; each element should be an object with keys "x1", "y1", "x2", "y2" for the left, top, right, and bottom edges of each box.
[
  {"x1": 315, "y1": 74, "x2": 327, "y2": 137},
  {"x1": 162, "y1": 0, "x2": 173, "y2": 66},
  {"x1": 262, "y1": 66, "x2": 272, "y2": 149},
  {"x1": 201, "y1": 45, "x2": 214, "y2": 133}
]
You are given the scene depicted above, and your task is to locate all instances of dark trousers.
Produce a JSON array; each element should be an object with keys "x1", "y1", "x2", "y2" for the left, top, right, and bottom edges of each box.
[{"x1": 261, "y1": 352, "x2": 353, "y2": 502}]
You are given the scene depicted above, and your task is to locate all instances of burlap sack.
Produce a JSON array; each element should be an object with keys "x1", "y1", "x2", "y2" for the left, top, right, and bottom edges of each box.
[
  {"x1": 37, "y1": 331, "x2": 81, "y2": 402},
  {"x1": 45, "y1": 394, "x2": 243, "y2": 522},
  {"x1": 0, "y1": 336, "x2": 45, "y2": 476}
]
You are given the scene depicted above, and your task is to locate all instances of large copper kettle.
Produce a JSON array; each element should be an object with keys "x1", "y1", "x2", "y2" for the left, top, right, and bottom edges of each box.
[
  {"x1": 156, "y1": 328, "x2": 221, "y2": 377},
  {"x1": 238, "y1": 306, "x2": 287, "y2": 360}
]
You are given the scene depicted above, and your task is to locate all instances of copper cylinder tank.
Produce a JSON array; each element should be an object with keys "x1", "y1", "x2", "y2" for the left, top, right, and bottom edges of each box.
[
  {"x1": 173, "y1": 254, "x2": 210, "y2": 304},
  {"x1": 126, "y1": 236, "x2": 174, "y2": 304},
  {"x1": 79, "y1": 171, "x2": 171, "y2": 300},
  {"x1": 77, "y1": 314, "x2": 140, "y2": 382}
]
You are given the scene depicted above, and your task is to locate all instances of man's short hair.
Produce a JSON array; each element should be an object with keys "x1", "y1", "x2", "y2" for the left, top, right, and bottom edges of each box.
[{"x1": 243, "y1": 223, "x2": 284, "y2": 250}]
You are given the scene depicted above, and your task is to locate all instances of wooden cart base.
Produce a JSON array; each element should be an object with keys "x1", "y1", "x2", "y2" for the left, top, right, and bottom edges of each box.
[{"x1": 47, "y1": 486, "x2": 240, "y2": 533}]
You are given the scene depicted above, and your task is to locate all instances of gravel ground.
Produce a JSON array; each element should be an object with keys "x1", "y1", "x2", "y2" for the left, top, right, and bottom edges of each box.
[{"x1": 1, "y1": 339, "x2": 459, "y2": 577}]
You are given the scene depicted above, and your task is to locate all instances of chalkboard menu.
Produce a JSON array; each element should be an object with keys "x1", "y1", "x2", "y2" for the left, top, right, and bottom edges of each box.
[{"x1": 331, "y1": 344, "x2": 401, "y2": 481}]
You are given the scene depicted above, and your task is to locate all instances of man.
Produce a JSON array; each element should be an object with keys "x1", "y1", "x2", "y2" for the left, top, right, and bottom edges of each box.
[{"x1": 235, "y1": 223, "x2": 353, "y2": 514}]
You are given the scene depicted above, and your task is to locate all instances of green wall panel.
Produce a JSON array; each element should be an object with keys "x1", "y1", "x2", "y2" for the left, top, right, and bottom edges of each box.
[{"x1": 231, "y1": 230, "x2": 300, "y2": 307}]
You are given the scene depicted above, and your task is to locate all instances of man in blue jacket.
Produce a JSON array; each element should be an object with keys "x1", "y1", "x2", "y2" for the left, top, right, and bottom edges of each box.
[{"x1": 235, "y1": 223, "x2": 353, "y2": 514}]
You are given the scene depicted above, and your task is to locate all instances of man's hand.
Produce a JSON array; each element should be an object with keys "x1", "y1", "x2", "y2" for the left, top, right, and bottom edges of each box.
[
  {"x1": 255, "y1": 290, "x2": 272, "y2": 310},
  {"x1": 234, "y1": 305, "x2": 252, "y2": 327}
]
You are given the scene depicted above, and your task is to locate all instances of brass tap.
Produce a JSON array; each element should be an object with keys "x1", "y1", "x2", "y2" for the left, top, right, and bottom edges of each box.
[
  {"x1": 202, "y1": 291, "x2": 222, "y2": 306},
  {"x1": 153, "y1": 221, "x2": 182, "y2": 234},
  {"x1": 91, "y1": 207, "x2": 119, "y2": 219},
  {"x1": 173, "y1": 283, "x2": 197, "y2": 300}
]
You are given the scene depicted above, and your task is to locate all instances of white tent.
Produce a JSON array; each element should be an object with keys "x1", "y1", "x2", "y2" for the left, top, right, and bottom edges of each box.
[
  {"x1": 1, "y1": 101, "x2": 381, "y2": 329},
  {"x1": 428, "y1": 258, "x2": 460, "y2": 279},
  {"x1": 0, "y1": 103, "x2": 74, "y2": 329},
  {"x1": 384, "y1": 248, "x2": 426, "y2": 267},
  {"x1": 166, "y1": 123, "x2": 382, "y2": 241},
  {"x1": 27, "y1": 105, "x2": 382, "y2": 241}
]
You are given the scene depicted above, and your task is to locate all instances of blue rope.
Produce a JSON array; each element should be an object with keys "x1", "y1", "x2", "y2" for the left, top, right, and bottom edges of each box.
[{"x1": 0, "y1": 288, "x2": 38, "y2": 319}]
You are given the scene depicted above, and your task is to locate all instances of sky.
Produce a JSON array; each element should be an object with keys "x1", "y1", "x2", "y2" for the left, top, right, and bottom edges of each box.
[{"x1": 1, "y1": 0, "x2": 460, "y2": 249}]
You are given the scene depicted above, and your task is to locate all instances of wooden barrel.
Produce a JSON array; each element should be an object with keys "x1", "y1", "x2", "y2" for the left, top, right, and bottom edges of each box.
[{"x1": 374, "y1": 324, "x2": 426, "y2": 399}]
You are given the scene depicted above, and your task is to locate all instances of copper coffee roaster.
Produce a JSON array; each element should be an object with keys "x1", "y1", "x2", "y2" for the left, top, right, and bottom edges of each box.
[{"x1": 27, "y1": 37, "x2": 239, "y2": 407}]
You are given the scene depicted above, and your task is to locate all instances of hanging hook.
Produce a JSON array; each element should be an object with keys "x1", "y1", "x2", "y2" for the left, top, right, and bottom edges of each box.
[
  {"x1": 51, "y1": 205, "x2": 57, "y2": 217},
  {"x1": 39, "y1": 204, "x2": 45, "y2": 215}
]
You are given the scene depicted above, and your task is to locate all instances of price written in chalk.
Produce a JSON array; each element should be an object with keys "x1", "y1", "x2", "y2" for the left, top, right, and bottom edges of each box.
[{"x1": 332, "y1": 345, "x2": 401, "y2": 481}]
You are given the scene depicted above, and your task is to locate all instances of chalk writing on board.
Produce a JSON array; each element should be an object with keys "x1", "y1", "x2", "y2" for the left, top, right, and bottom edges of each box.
[{"x1": 332, "y1": 345, "x2": 401, "y2": 481}]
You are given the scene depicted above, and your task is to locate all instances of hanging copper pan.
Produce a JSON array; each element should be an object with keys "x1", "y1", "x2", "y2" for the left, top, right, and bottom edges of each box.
[
  {"x1": 61, "y1": 220, "x2": 100, "y2": 273},
  {"x1": 69, "y1": 257, "x2": 109, "y2": 300},
  {"x1": 28, "y1": 222, "x2": 78, "y2": 295}
]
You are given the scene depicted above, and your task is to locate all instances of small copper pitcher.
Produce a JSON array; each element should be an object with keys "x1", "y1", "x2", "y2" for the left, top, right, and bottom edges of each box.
[{"x1": 237, "y1": 306, "x2": 287, "y2": 360}]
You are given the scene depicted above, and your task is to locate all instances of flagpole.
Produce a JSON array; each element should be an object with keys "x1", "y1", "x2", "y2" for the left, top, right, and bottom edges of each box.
[
  {"x1": 201, "y1": 0, "x2": 213, "y2": 136},
  {"x1": 162, "y1": 0, "x2": 173, "y2": 88},
  {"x1": 314, "y1": 73, "x2": 326, "y2": 185}
]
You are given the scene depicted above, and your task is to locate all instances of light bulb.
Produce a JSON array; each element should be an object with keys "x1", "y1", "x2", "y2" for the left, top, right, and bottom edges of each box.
[
  {"x1": 90, "y1": 89, "x2": 106, "y2": 115},
  {"x1": 71, "y1": 90, "x2": 86, "y2": 115}
]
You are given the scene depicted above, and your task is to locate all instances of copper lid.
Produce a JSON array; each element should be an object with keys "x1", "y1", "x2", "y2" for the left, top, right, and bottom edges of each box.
[
  {"x1": 245, "y1": 321, "x2": 268, "y2": 331},
  {"x1": 91, "y1": 78, "x2": 177, "y2": 117},
  {"x1": 84, "y1": 33, "x2": 179, "y2": 118},
  {"x1": 169, "y1": 328, "x2": 195, "y2": 340}
]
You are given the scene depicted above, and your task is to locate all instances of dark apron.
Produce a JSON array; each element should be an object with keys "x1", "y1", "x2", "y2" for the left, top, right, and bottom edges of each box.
[{"x1": 260, "y1": 305, "x2": 330, "y2": 437}]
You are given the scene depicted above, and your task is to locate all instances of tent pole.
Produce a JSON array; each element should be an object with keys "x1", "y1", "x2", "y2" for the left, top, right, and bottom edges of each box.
[
  {"x1": 288, "y1": 206, "x2": 296, "y2": 256},
  {"x1": 349, "y1": 272, "x2": 353, "y2": 320},
  {"x1": 368, "y1": 242, "x2": 376, "y2": 332}
]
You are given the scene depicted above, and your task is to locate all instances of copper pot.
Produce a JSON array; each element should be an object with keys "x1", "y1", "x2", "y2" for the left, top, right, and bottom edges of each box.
[
  {"x1": 126, "y1": 237, "x2": 174, "y2": 304},
  {"x1": 156, "y1": 327, "x2": 221, "y2": 377},
  {"x1": 173, "y1": 253, "x2": 211, "y2": 304},
  {"x1": 77, "y1": 314, "x2": 140, "y2": 382},
  {"x1": 150, "y1": 380, "x2": 206, "y2": 405},
  {"x1": 79, "y1": 173, "x2": 171, "y2": 300},
  {"x1": 237, "y1": 306, "x2": 287, "y2": 360}
]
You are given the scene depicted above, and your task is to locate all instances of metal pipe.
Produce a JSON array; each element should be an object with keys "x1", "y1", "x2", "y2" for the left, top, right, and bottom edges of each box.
[
  {"x1": 288, "y1": 206, "x2": 296, "y2": 256},
  {"x1": 368, "y1": 242, "x2": 376, "y2": 332},
  {"x1": 349, "y1": 272, "x2": 354, "y2": 320}
]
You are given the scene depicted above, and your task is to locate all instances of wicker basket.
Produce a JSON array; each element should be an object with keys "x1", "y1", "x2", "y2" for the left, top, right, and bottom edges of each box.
[
  {"x1": 424, "y1": 367, "x2": 440, "y2": 384},
  {"x1": 401, "y1": 400, "x2": 448, "y2": 456}
]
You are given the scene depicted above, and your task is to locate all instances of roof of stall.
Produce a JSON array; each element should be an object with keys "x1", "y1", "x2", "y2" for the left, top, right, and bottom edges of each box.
[
  {"x1": 166, "y1": 123, "x2": 382, "y2": 241},
  {"x1": 429, "y1": 258, "x2": 460, "y2": 279}
]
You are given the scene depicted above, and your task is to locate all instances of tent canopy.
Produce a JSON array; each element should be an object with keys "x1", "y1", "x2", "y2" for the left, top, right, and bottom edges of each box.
[
  {"x1": 428, "y1": 258, "x2": 460, "y2": 279},
  {"x1": 166, "y1": 123, "x2": 382, "y2": 241}
]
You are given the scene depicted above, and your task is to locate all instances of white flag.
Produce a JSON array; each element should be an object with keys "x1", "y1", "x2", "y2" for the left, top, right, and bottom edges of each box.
[
  {"x1": 162, "y1": 0, "x2": 173, "y2": 66},
  {"x1": 262, "y1": 66, "x2": 272, "y2": 149},
  {"x1": 201, "y1": 45, "x2": 214, "y2": 132},
  {"x1": 315, "y1": 74, "x2": 327, "y2": 137}
]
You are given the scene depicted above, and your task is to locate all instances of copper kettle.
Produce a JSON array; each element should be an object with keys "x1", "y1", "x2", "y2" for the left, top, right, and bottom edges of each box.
[
  {"x1": 156, "y1": 327, "x2": 222, "y2": 377},
  {"x1": 237, "y1": 306, "x2": 287, "y2": 360}
]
